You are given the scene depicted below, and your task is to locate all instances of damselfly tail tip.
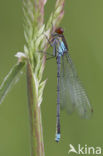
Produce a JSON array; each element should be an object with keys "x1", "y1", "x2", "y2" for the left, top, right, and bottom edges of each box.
[{"x1": 55, "y1": 133, "x2": 60, "y2": 143}]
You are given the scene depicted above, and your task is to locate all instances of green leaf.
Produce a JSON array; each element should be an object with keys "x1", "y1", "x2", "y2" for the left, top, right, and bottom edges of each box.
[{"x1": 0, "y1": 62, "x2": 25, "y2": 104}]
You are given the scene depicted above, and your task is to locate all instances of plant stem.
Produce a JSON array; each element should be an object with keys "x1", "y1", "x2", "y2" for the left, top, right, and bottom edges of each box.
[{"x1": 26, "y1": 61, "x2": 45, "y2": 156}]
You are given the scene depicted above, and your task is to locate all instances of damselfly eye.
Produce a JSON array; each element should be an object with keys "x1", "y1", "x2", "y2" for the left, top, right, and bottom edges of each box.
[{"x1": 55, "y1": 27, "x2": 64, "y2": 34}]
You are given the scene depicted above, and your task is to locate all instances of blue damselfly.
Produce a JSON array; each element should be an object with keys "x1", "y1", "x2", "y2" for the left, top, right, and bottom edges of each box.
[{"x1": 46, "y1": 27, "x2": 93, "y2": 142}]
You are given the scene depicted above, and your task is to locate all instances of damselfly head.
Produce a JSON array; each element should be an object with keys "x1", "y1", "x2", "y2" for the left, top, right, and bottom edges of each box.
[{"x1": 55, "y1": 27, "x2": 64, "y2": 34}]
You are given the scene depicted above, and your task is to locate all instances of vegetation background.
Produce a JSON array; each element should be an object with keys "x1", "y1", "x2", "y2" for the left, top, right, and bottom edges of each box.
[{"x1": 0, "y1": 0, "x2": 103, "y2": 155}]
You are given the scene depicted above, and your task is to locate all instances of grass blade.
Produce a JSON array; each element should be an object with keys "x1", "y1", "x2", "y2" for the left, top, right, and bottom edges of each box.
[{"x1": 0, "y1": 62, "x2": 25, "y2": 104}]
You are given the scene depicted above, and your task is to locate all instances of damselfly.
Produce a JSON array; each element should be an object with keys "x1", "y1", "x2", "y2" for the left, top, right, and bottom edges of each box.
[{"x1": 46, "y1": 27, "x2": 93, "y2": 142}]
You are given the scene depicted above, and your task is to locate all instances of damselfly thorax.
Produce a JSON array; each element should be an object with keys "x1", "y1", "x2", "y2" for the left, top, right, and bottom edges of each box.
[{"x1": 51, "y1": 29, "x2": 68, "y2": 57}]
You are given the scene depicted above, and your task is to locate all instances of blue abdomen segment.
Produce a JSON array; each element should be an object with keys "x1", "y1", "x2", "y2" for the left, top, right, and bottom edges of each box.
[
  {"x1": 58, "y1": 41, "x2": 67, "y2": 56},
  {"x1": 55, "y1": 133, "x2": 61, "y2": 142}
]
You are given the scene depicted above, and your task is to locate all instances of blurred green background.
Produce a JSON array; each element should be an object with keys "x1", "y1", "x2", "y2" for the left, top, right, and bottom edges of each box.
[{"x1": 0, "y1": 0, "x2": 103, "y2": 155}]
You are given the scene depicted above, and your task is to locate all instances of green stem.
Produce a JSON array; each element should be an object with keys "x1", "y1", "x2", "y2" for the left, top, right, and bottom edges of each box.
[{"x1": 26, "y1": 61, "x2": 45, "y2": 156}]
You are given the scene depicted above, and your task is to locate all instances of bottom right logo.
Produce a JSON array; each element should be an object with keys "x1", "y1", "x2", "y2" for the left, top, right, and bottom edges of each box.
[{"x1": 68, "y1": 144, "x2": 102, "y2": 155}]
